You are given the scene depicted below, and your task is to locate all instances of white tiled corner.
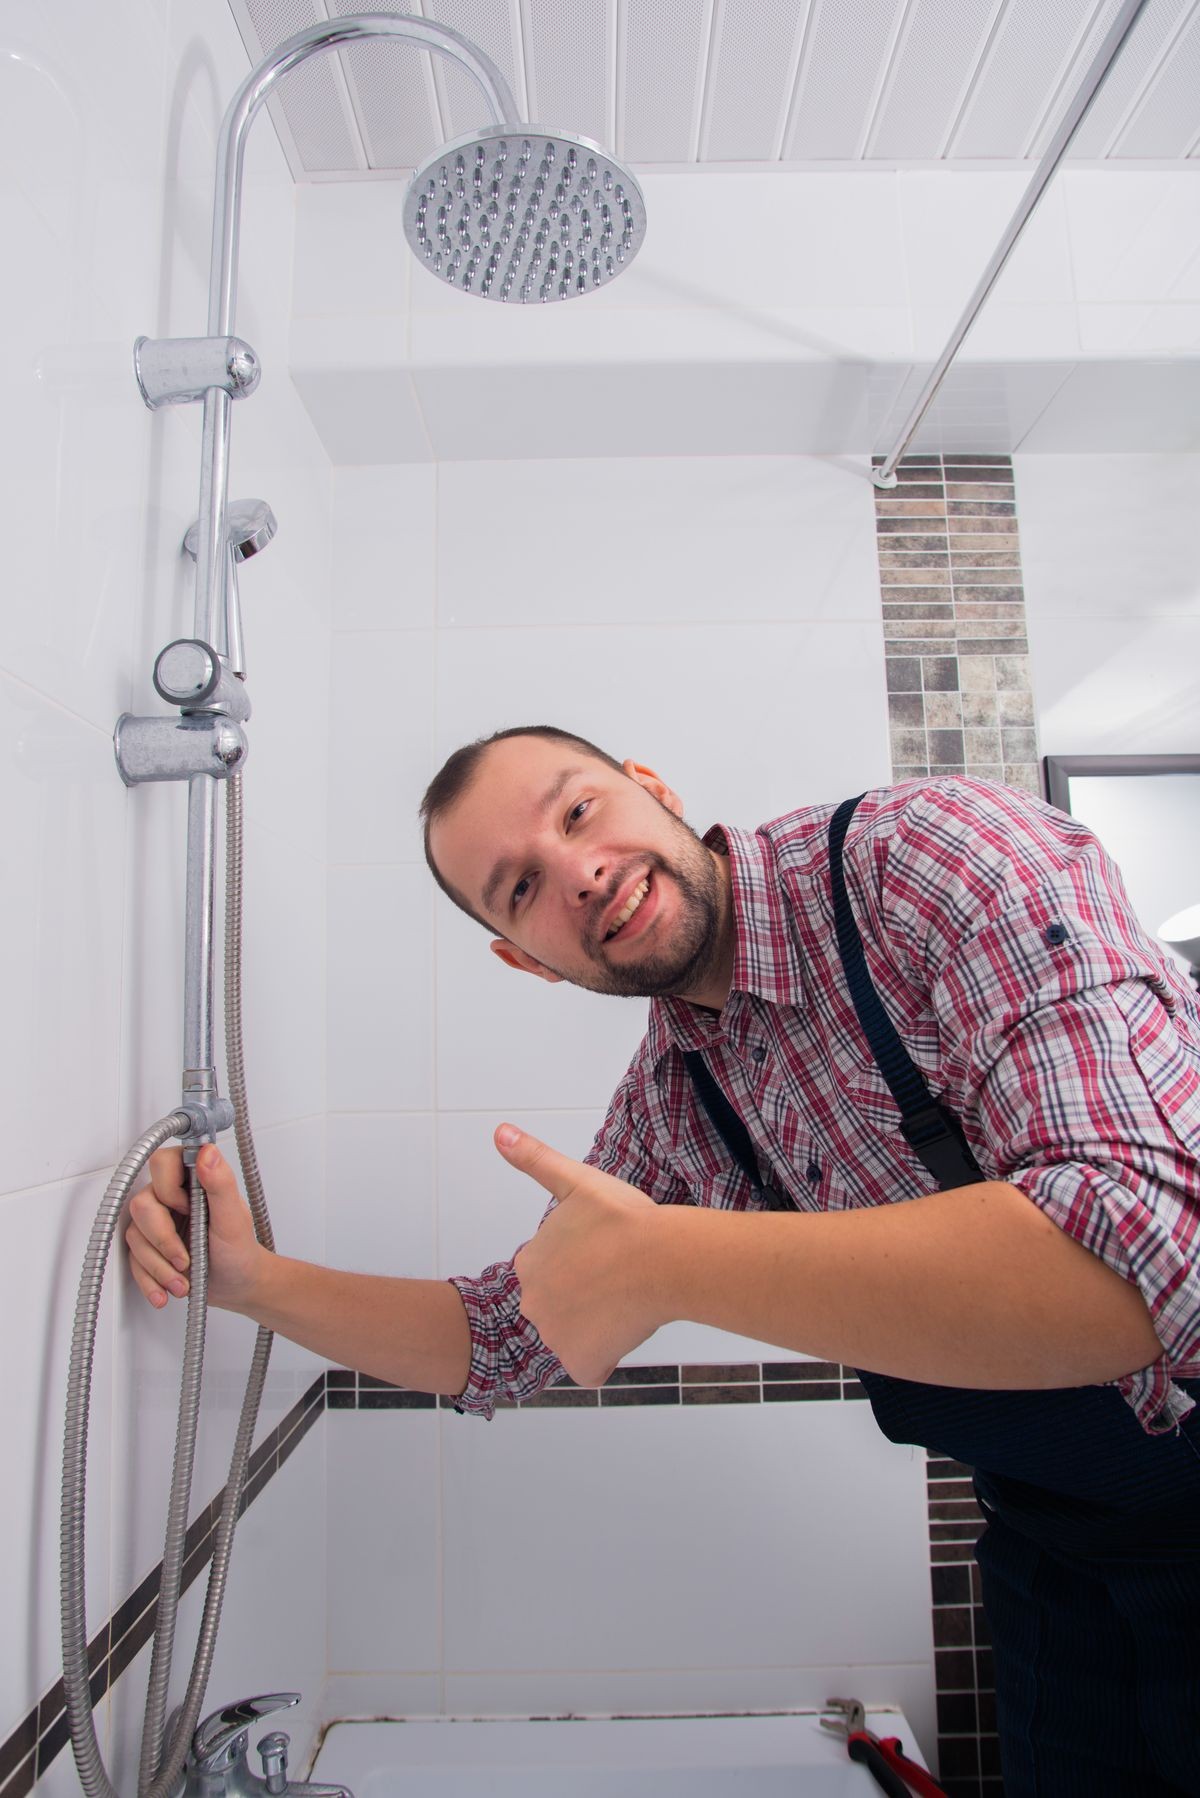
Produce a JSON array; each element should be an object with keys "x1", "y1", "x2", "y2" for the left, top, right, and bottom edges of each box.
[{"x1": 1027, "y1": 614, "x2": 1200, "y2": 758}]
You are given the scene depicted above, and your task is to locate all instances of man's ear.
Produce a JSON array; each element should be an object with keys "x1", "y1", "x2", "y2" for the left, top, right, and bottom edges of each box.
[
  {"x1": 489, "y1": 938, "x2": 564, "y2": 984},
  {"x1": 622, "y1": 758, "x2": 685, "y2": 819}
]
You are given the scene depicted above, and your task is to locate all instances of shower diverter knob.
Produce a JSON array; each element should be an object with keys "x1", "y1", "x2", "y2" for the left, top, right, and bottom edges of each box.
[{"x1": 154, "y1": 639, "x2": 220, "y2": 707}]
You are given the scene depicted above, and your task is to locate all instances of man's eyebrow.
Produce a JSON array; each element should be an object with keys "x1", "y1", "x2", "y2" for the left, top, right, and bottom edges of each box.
[{"x1": 480, "y1": 766, "x2": 584, "y2": 916}]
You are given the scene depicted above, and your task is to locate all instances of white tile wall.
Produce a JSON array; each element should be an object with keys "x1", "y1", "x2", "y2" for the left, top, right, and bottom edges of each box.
[
  {"x1": 1, "y1": 0, "x2": 336, "y2": 1782},
  {"x1": 1015, "y1": 453, "x2": 1200, "y2": 758},
  {"x1": 322, "y1": 448, "x2": 919, "y2": 1729}
]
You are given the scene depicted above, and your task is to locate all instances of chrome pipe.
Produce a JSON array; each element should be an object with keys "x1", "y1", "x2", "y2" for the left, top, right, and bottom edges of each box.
[
  {"x1": 182, "y1": 773, "x2": 218, "y2": 1155},
  {"x1": 871, "y1": 0, "x2": 1151, "y2": 489}
]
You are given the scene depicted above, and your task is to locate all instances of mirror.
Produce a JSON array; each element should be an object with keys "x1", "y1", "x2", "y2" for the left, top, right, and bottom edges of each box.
[{"x1": 1043, "y1": 755, "x2": 1200, "y2": 980}]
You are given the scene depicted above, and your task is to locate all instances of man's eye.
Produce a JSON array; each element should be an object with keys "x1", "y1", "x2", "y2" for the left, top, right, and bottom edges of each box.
[
  {"x1": 512, "y1": 875, "x2": 532, "y2": 908},
  {"x1": 568, "y1": 799, "x2": 591, "y2": 825}
]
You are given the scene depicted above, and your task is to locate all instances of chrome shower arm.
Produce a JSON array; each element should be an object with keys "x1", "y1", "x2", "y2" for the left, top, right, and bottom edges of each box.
[
  {"x1": 208, "y1": 15, "x2": 521, "y2": 336},
  {"x1": 192, "y1": 14, "x2": 520, "y2": 648}
]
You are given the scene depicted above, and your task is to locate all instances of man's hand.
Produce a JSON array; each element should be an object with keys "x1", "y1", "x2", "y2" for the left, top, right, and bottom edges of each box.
[
  {"x1": 124, "y1": 1144, "x2": 264, "y2": 1312},
  {"x1": 495, "y1": 1124, "x2": 667, "y2": 1386}
]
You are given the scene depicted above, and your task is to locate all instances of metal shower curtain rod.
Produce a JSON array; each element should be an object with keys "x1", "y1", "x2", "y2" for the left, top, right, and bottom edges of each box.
[{"x1": 870, "y1": 0, "x2": 1151, "y2": 489}]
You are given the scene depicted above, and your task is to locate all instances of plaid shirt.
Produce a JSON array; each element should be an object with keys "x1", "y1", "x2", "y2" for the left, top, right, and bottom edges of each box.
[{"x1": 450, "y1": 777, "x2": 1200, "y2": 1435}]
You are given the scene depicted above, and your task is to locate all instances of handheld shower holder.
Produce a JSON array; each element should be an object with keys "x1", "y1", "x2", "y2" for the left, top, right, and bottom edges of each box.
[{"x1": 134, "y1": 335, "x2": 261, "y2": 409}]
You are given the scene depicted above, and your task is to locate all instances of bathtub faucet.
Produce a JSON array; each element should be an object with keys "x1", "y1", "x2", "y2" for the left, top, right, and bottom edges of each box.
[{"x1": 179, "y1": 1694, "x2": 354, "y2": 1798}]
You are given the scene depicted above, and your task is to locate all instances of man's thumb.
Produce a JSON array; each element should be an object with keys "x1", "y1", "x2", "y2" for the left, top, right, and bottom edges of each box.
[
  {"x1": 196, "y1": 1144, "x2": 238, "y2": 1199},
  {"x1": 494, "y1": 1123, "x2": 579, "y2": 1204}
]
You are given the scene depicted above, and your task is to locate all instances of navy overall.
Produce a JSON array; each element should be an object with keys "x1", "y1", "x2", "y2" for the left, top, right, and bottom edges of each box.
[{"x1": 684, "y1": 797, "x2": 1200, "y2": 1796}]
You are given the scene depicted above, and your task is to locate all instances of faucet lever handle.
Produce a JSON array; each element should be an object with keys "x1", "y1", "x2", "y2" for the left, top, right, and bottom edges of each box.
[
  {"x1": 193, "y1": 1694, "x2": 300, "y2": 1771},
  {"x1": 259, "y1": 1730, "x2": 290, "y2": 1794}
]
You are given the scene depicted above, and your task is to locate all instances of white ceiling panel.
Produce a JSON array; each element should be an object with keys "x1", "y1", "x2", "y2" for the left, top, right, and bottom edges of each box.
[
  {"x1": 1110, "y1": 6, "x2": 1200, "y2": 154},
  {"x1": 330, "y1": 1, "x2": 440, "y2": 170},
  {"x1": 701, "y1": 0, "x2": 807, "y2": 163},
  {"x1": 868, "y1": 0, "x2": 999, "y2": 161},
  {"x1": 226, "y1": 0, "x2": 1200, "y2": 176},
  {"x1": 620, "y1": 0, "x2": 710, "y2": 161},
  {"x1": 783, "y1": 0, "x2": 908, "y2": 161},
  {"x1": 523, "y1": 0, "x2": 611, "y2": 145}
]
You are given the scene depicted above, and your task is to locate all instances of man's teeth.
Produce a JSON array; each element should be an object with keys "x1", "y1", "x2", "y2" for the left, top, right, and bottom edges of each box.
[{"x1": 606, "y1": 879, "x2": 650, "y2": 940}]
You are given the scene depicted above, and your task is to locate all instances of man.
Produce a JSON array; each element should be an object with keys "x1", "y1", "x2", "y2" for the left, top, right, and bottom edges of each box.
[{"x1": 127, "y1": 726, "x2": 1200, "y2": 1797}]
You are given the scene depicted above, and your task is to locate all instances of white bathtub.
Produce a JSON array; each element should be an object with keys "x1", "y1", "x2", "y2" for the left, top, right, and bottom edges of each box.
[{"x1": 309, "y1": 1710, "x2": 932, "y2": 1796}]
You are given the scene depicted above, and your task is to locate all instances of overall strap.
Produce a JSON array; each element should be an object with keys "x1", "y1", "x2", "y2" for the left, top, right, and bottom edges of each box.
[
  {"x1": 681, "y1": 1050, "x2": 793, "y2": 1210},
  {"x1": 828, "y1": 795, "x2": 985, "y2": 1191}
]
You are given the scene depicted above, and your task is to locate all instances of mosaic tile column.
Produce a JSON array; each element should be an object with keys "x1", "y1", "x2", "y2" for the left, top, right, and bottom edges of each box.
[
  {"x1": 875, "y1": 454, "x2": 1038, "y2": 797},
  {"x1": 874, "y1": 452, "x2": 1039, "y2": 1798}
]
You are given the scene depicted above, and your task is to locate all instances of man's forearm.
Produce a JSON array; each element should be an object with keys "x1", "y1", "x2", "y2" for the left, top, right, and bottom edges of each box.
[
  {"x1": 231, "y1": 1253, "x2": 473, "y2": 1397},
  {"x1": 652, "y1": 1180, "x2": 1164, "y2": 1389}
]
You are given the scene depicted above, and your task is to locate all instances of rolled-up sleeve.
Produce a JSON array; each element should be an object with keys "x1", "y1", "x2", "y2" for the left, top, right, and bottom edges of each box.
[
  {"x1": 448, "y1": 1061, "x2": 689, "y2": 1419},
  {"x1": 931, "y1": 852, "x2": 1200, "y2": 1434}
]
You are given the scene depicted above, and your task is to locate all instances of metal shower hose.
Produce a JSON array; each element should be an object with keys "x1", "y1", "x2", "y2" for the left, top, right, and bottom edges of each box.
[{"x1": 60, "y1": 773, "x2": 276, "y2": 1797}]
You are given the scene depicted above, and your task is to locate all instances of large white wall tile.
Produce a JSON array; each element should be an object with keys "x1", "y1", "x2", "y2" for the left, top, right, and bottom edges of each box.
[
  {"x1": 441, "y1": 1404, "x2": 930, "y2": 1675},
  {"x1": 436, "y1": 458, "x2": 880, "y2": 629},
  {"x1": 1027, "y1": 616, "x2": 1200, "y2": 758},
  {"x1": 1014, "y1": 454, "x2": 1200, "y2": 620},
  {"x1": 326, "y1": 1413, "x2": 441, "y2": 1673},
  {"x1": 1063, "y1": 171, "x2": 1200, "y2": 307},
  {"x1": 0, "y1": 677, "x2": 126, "y2": 1195},
  {"x1": 329, "y1": 631, "x2": 435, "y2": 864},
  {"x1": 328, "y1": 865, "x2": 434, "y2": 1112},
  {"x1": 0, "y1": 1174, "x2": 115, "y2": 1727},
  {"x1": 331, "y1": 466, "x2": 437, "y2": 632},
  {"x1": 899, "y1": 173, "x2": 1074, "y2": 313},
  {"x1": 326, "y1": 1112, "x2": 437, "y2": 1279}
]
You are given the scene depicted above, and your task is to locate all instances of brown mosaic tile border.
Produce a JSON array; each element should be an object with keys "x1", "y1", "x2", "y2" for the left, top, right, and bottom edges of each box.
[{"x1": 873, "y1": 451, "x2": 1039, "y2": 1798}]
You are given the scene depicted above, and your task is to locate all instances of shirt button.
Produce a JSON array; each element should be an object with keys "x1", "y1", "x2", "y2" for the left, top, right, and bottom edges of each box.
[
  {"x1": 751, "y1": 1044, "x2": 766, "y2": 1063},
  {"x1": 1044, "y1": 923, "x2": 1070, "y2": 946}
]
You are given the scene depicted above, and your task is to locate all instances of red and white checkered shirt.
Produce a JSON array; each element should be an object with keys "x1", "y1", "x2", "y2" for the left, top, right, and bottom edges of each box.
[{"x1": 450, "y1": 777, "x2": 1200, "y2": 1434}]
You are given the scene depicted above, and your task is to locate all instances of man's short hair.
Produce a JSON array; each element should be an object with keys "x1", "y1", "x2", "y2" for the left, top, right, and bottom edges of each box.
[{"x1": 419, "y1": 725, "x2": 625, "y2": 929}]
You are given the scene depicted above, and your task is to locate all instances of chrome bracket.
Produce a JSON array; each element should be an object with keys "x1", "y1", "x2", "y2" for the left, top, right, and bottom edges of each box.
[
  {"x1": 133, "y1": 334, "x2": 261, "y2": 409},
  {"x1": 114, "y1": 714, "x2": 249, "y2": 786}
]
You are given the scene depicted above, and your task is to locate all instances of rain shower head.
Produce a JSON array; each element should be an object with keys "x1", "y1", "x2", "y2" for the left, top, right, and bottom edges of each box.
[{"x1": 404, "y1": 124, "x2": 647, "y2": 302}]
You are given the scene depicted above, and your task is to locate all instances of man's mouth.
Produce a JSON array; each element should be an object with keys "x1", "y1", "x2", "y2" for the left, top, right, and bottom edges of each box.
[{"x1": 604, "y1": 874, "x2": 652, "y2": 941}]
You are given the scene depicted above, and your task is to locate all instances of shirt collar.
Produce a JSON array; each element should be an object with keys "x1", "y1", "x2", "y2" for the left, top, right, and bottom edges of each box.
[{"x1": 645, "y1": 820, "x2": 809, "y2": 1060}]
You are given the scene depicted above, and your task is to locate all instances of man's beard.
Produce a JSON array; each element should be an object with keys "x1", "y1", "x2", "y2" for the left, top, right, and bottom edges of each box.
[{"x1": 549, "y1": 816, "x2": 724, "y2": 1001}]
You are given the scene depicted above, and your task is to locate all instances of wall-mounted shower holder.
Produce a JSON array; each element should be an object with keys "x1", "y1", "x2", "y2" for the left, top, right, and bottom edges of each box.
[
  {"x1": 134, "y1": 335, "x2": 261, "y2": 409},
  {"x1": 114, "y1": 711, "x2": 248, "y2": 786}
]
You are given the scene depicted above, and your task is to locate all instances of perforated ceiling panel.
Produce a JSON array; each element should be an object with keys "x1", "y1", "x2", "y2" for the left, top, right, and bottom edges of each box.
[
  {"x1": 425, "y1": 0, "x2": 523, "y2": 143},
  {"x1": 868, "y1": 0, "x2": 999, "y2": 161},
  {"x1": 783, "y1": 0, "x2": 906, "y2": 162},
  {"x1": 328, "y1": 1, "x2": 440, "y2": 170},
  {"x1": 525, "y1": 0, "x2": 610, "y2": 148},
  {"x1": 1115, "y1": 7, "x2": 1200, "y2": 154},
  {"x1": 234, "y1": 0, "x2": 365, "y2": 172},
  {"x1": 702, "y1": 0, "x2": 806, "y2": 163},
  {"x1": 226, "y1": 0, "x2": 1200, "y2": 176},
  {"x1": 620, "y1": 0, "x2": 708, "y2": 162}
]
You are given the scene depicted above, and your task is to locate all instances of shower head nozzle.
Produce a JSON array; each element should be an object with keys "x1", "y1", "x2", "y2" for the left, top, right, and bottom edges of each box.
[{"x1": 403, "y1": 125, "x2": 646, "y2": 303}]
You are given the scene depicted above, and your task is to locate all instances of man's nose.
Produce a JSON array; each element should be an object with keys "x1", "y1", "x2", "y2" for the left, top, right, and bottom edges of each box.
[{"x1": 566, "y1": 851, "x2": 607, "y2": 905}]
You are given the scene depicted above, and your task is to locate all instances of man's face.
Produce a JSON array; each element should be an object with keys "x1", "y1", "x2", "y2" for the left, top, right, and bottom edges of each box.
[{"x1": 430, "y1": 736, "x2": 726, "y2": 1000}]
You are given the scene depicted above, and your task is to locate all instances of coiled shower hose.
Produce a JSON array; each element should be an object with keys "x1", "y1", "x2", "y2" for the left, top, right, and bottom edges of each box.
[{"x1": 61, "y1": 773, "x2": 276, "y2": 1797}]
